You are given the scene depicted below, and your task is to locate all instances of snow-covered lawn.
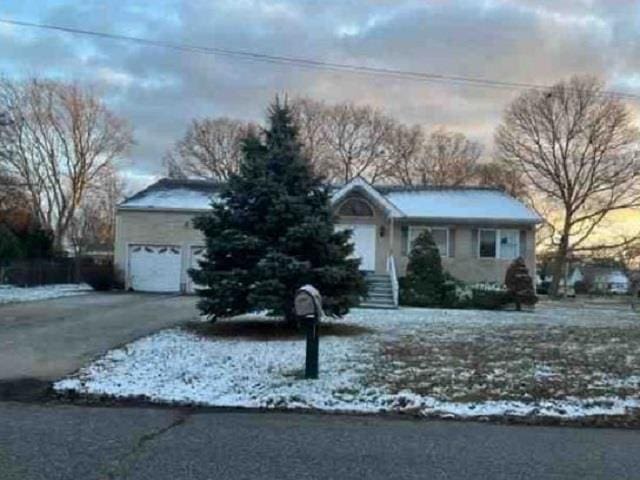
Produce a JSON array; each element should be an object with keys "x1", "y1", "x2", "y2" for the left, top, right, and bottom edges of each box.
[
  {"x1": 0, "y1": 284, "x2": 91, "y2": 305},
  {"x1": 54, "y1": 304, "x2": 640, "y2": 421}
]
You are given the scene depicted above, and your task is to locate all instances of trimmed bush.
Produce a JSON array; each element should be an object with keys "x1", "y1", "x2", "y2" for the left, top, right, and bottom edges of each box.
[
  {"x1": 505, "y1": 257, "x2": 538, "y2": 310},
  {"x1": 400, "y1": 229, "x2": 445, "y2": 307},
  {"x1": 467, "y1": 288, "x2": 513, "y2": 310}
]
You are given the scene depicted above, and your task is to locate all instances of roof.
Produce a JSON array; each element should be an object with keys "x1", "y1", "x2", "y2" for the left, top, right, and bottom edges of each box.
[
  {"x1": 120, "y1": 177, "x2": 542, "y2": 223},
  {"x1": 119, "y1": 178, "x2": 221, "y2": 211},
  {"x1": 381, "y1": 187, "x2": 540, "y2": 223},
  {"x1": 573, "y1": 265, "x2": 629, "y2": 283},
  {"x1": 330, "y1": 177, "x2": 404, "y2": 218}
]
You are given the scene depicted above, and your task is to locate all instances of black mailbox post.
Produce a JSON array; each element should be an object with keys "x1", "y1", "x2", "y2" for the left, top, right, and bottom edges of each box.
[{"x1": 294, "y1": 285, "x2": 323, "y2": 379}]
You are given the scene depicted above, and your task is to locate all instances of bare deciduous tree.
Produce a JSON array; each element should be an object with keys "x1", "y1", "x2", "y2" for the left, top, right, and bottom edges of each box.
[
  {"x1": 385, "y1": 123, "x2": 424, "y2": 186},
  {"x1": 320, "y1": 102, "x2": 395, "y2": 183},
  {"x1": 290, "y1": 97, "x2": 333, "y2": 177},
  {"x1": 69, "y1": 164, "x2": 126, "y2": 255},
  {"x1": 495, "y1": 76, "x2": 640, "y2": 295},
  {"x1": 165, "y1": 118, "x2": 254, "y2": 181},
  {"x1": 474, "y1": 161, "x2": 527, "y2": 199},
  {"x1": 170, "y1": 98, "x2": 486, "y2": 187},
  {"x1": 0, "y1": 78, "x2": 133, "y2": 251},
  {"x1": 415, "y1": 128, "x2": 482, "y2": 185}
]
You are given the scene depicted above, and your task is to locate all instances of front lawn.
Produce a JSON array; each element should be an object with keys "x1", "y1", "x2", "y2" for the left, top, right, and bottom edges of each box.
[{"x1": 54, "y1": 303, "x2": 640, "y2": 422}]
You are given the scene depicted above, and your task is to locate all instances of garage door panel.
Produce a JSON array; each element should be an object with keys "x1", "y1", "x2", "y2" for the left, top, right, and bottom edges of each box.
[{"x1": 129, "y1": 245, "x2": 182, "y2": 292}]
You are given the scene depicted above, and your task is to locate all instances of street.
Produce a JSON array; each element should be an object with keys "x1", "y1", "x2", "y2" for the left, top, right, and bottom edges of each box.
[{"x1": 0, "y1": 402, "x2": 639, "y2": 480}]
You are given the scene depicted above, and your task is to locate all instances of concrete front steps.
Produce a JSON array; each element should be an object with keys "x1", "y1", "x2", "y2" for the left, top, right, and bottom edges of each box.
[{"x1": 360, "y1": 273, "x2": 398, "y2": 309}]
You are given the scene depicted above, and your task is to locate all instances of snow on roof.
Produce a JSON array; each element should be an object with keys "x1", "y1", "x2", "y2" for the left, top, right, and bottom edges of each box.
[
  {"x1": 120, "y1": 177, "x2": 541, "y2": 223},
  {"x1": 382, "y1": 188, "x2": 541, "y2": 223},
  {"x1": 119, "y1": 179, "x2": 220, "y2": 211}
]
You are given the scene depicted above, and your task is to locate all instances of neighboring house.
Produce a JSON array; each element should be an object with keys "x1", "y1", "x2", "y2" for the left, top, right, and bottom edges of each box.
[
  {"x1": 115, "y1": 177, "x2": 542, "y2": 306},
  {"x1": 568, "y1": 265, "x2": 630, "y2": 294}
]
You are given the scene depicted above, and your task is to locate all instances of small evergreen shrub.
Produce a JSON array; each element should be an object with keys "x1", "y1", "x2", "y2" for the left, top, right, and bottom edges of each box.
[
  {"x1": 467, "y1": 288, "x2": 513, "y2": 310},
  {"x1": 400, "y1": 229, "x2": 446, "y2": 307},
  {"x1": 505, "y1": 257, "x2": 538, "y2": 310}
]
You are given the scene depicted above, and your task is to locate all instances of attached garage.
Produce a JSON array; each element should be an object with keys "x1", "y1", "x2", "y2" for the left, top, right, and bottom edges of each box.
[
  {"x1": 114, "y1": 179, "x2": 220, "y2": 293},
  {"x1": 128, "y1": 245, "x2": 182, "y2": 292}
]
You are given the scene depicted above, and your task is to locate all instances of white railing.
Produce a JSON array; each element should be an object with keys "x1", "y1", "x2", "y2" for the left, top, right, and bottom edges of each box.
[{"x1": 387, "y1": 254, "x2": 399, "y2": 307}]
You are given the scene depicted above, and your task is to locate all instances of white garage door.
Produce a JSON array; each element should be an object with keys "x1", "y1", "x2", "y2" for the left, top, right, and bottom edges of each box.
[
  {"x1": 128, "y1": 245, "x2": 182, "y2": 292},
  {"x1": 187, "y1": 246, "x2": 206, "y2": 293},
  {"x1": 335, "y1": 224, "x2": 376, "y2": 271}
]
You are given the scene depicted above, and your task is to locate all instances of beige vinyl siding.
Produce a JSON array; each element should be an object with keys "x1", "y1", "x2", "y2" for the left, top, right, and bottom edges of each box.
[{"x1": 396, "y1": 222, "x2": 536, "y2": 284}]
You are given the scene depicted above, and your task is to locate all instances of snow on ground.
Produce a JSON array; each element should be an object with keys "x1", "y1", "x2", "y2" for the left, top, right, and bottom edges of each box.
[
  {"x1": 54, "y1": 305, "x2": 640, "y2": 420},
  {"x1": 0, "y1": 284, "x2": 91, "y2": 305}
]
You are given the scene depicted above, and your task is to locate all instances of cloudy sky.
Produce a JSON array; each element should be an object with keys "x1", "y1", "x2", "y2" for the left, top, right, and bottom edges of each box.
[{"x1": 1, "y1": 0, "x2": 639, "y2": 188}]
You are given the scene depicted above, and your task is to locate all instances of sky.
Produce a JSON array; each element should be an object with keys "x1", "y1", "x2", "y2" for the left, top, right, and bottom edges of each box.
[{"x1": 1, "y1": 0, "x2": 640, "y2": 190}]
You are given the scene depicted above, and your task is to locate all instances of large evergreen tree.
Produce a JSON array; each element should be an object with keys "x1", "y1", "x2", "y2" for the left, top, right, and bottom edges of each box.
[
  {"x1": 400, "y1": 229, "x2": 445, "y2": 307},
  {"x1": 191, "y1": 98, "x2": 366, "y2": 322}
]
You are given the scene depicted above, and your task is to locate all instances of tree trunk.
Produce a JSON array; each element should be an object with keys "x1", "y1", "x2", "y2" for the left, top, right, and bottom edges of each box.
[{"x1": 549, "y1": 230, "x2": 570, "y2": 298}]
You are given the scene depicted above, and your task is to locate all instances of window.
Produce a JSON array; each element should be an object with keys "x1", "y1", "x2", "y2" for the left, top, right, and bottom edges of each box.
[
  {"x1": 479, "y1": 229, "x2": 497, "y2": 258},
  {"x1": 408, "y1": 227, "x2": 449, "y2": 257},
  {"x1": 499, "y1": 229, "x2": 519, "y2": 260},
  {"x1": 478, "y1": 229, "x2": 519, "y2": 259},
  {"x1": 338, "y1": 198, "x2": 374, "y2": 217}
]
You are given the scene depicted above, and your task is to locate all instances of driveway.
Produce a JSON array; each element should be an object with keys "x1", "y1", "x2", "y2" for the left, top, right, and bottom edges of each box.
[
  {"x1": 1, "y1": 404, "x2": 640, "y2": 480},
  {"x1": 0, "y1": 293, "x2": 200, "y2": 388}
]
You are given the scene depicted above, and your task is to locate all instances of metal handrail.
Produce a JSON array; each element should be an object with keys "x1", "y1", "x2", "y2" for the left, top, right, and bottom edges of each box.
[{"x1": 387, "y1": 254, "x2": 399, "y2": 307}]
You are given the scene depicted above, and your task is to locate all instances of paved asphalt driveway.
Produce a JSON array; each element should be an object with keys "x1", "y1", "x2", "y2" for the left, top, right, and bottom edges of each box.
[
  {"x1": 1, "y1": 404, "x2": 640, "y2": 480},
  {"x1": 0, "y1": 293, "x2": 199, "y2": 385}
]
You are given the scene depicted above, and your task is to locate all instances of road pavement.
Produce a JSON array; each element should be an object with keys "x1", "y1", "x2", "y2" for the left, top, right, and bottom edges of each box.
[{"x1": 1, "y1": 403, "x2": 639, "y2": 480}]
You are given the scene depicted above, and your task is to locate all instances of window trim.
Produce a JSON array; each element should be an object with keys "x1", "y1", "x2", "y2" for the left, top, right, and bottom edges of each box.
[
  {"x1": 336, "y1": 197, "x2": 376, "y2": 218},
  {"x1": 498, "y1": 229, "x2": 520, "y2": 260},
  {"x1": 407, "y1": 226, "x2": 449, "y2": 257},
  {"x1": 478, "y1": 228, "x2": 497, "y2": 258},
  {"x1": 478, "y1": 228, "x2": 520, "y2": 259}
]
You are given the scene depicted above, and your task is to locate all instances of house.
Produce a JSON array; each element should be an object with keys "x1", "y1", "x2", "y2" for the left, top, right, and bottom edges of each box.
[
  {"x1": 115, "y1": 177, "x2": 542, "y2": 307},
  {"x1": 568, "y1": 264, "x2": 630, "y2": 294}
]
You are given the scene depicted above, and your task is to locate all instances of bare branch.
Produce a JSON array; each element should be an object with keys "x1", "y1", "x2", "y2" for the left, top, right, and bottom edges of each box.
[
  {"x1": 495, "y1": 75, "x2": 640, "y2": 295},
  {"x1": 0, "y1": 77, "x2": 133, "y2": 250}
]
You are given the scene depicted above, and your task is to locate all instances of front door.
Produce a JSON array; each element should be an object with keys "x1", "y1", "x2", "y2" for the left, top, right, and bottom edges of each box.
[{"x1": 336, "y1": 224, "x2": 377, "y2": 271}]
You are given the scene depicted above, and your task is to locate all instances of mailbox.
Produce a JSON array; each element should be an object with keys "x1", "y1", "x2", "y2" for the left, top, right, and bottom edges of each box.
[
  {"x1": 294, "y1": 285, "x2": 323, "y2": 379},
  {"x1": 294, "y1": 285, "x2": 323, "y2": 319}
]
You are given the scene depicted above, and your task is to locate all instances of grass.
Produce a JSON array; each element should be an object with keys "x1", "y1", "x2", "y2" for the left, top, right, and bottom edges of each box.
[
  {"x1": 369, "y1": 323, "x2": 640, "y2": 402},
  {"x1": 185, "y1": 304, "x2": 640, "y2": 407}
]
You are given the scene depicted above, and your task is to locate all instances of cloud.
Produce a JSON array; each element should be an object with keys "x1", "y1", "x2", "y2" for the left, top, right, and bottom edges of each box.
[{"x1": 1, "y1": 0, "x2": 639, "y2": 183}]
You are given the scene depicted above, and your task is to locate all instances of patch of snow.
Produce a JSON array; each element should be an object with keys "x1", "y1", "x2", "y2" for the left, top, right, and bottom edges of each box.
[
  {"x1": 384, "y1": 189, "x2": 540, "y2": 222},
  {"x1": 0, "y1": 284, "x2": 91, "y2": 305},
  {"x1": 55, "y1": 328, "x2": 380, "y2": 412},
  {"x1": 54, "y1": 305, "x2": 640, "y2": 419},
  {"x1": 120, "y1": 188, "x2": 217, "y2": 210}
]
